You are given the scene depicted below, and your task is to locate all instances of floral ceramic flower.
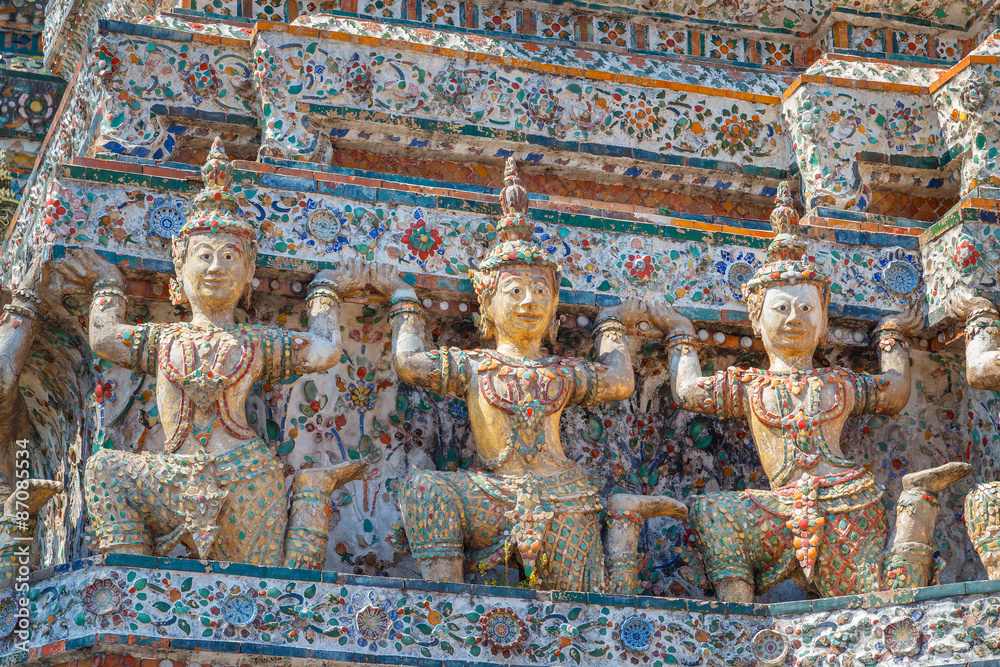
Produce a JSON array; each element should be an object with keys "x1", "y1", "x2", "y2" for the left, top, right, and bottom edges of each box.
[
  {"x1": 253, "y1": 44, "x2": 285, "y2": 85},
  {"x1": 432, "y1": 69, "x2": 472, "y2": 107},
  {"x1": 527, "y1": 85, "x2": 562, "y2": 125},
  {"x1": 401, "y1": 218, "x2": 443, "y2": 261},
  {"x1": 621, "y1": 94, "x2": 661, "y2": 141},
  {"x1": 963, "y1": 75, "x2": 989, "y2": 112},
  {"x1": 624, "y1": 253, "x2": 655, "y2": 282},
  {"x1": 343, "y1": 54, "x2": 373, "y2": 102},
  {"x1": 954, "y1": 237, "x2": 982, "y2": 270},
  {"x1": 93, "y1": 44, "x2": 120, "y2": 78},
  {"x1": 349, "y1": 382, "x2": 377, "y2": 411}
]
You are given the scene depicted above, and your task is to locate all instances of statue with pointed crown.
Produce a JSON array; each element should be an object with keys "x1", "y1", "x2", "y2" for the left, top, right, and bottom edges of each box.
[
  {"x1": 55, "y1": 138, "x2": 367, "y2": 566},
  {"x1": 646, "y1": 182, "x2": 971, "y2": 602},
  {"x1": 372, "y1": 159, "x2": 686, "y2": 592}
]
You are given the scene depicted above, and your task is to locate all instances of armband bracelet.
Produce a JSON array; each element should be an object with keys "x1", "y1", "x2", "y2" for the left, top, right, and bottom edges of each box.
[
  {"x1": 663, "y1": 332, "x2": 701, "y2": 352},
  {"x1": 130, "y1": 324, "x2": 150, "y2": 370},
  {"x1": 873, "y1": 324, "x2": 906, "y2": 337},
  {"x1": 11, "y1": 288, "x2": 40, "y2": 306}
]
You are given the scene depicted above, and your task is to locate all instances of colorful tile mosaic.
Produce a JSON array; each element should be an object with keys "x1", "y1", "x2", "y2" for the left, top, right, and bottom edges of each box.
[
  {"x1": 536, "y1": 13, "x2": 573, "y2": 41},
  {"x1": 478, "y1": 6, "x2": 518, "y2": 33},
  {"x1": 705, "y1": 33, "x2": 743, "y2": 61},
  {"x1": 893, "y1": 31, "x2": 929, "y2": 56},
  {"x1": 11, "y1": 0, "x2": 1000, "y2": 634},
  {"x1": 594, "y1": 18, "x2": 631, "y2": 48},
  {"x1": 20, "y1": 560, "x2": 1000, "y2": 667},
  {"x1": 935, "y1": 36, "x2": 961, "y2": 60},
  {"x1": 650, "y1": 28, "x2": 687, "y2": 55},
  {"x1": 420, "y1": 0, "x2": 459, "y2": 24},
  {"x1": 761, "y1": 41, "x2": 792, "y2": 67},
  {"x1": 850, "y1": 27, "x2": 885, "y2": 52}
]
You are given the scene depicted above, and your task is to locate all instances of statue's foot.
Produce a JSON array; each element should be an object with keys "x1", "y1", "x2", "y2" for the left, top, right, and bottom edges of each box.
[
  {"x1": 292, "y1": 460, "x2": 368, "y2": 496},
  {"x1": 608, "y1": 493, "x2": 688, "y2": 521},
  {"x1": 2, "y1": 479, "x2": 63, "y2": 518},
  {"x1": 902, "y1": 462, "x2": 972, "y2": 496}
]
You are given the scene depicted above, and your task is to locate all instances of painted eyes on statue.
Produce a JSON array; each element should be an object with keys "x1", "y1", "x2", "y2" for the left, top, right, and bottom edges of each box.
[
  {"x1": 772, "y1": 302, "x2": 813, "y2": 314},
  {"x1": 195, "y1": 250, "x2": 237, "y2": 263},
  {"x1": 502, "y1": 282, "x2": 548, "y2": 297}
]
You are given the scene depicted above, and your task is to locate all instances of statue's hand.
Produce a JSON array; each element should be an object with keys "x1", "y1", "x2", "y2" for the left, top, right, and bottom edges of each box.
[
  {"x1": 645, "y1": 295, "x2": 696, "y2": 336},
  {"x1": 51, "y1": 248, "x2": 124, "y2": 292},
  {"x1": 599, "y1": 296, "x2": 643, "y2": 327},
  {"x1": 319, "y1": 255, "x2": 365, "y2": 297},
  {"x1": 369, "y1": 263, "x2": 411, "y2": 298},
  {"x1": 876, "y1": 302, "x2": 924, "y2": 337},
  {"x1": 947, "y1": 285, "x2": 996, "y2": 322}
]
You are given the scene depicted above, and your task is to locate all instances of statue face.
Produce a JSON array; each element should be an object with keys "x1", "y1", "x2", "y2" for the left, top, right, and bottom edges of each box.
[
  {"x1": 757, "y1": 283, "x2": 825, "y2": 360},
  {"x1": 179, "y1": 232, "x2": 252, "y2": 313},
  {"x1": 487, "y1": 265, "x2": 557, "y2": 343}
]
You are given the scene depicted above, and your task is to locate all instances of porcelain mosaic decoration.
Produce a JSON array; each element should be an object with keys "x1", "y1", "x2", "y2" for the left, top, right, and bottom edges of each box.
[{"x1": 10, "y1": 0, "x2": 1000, "y2": 663}]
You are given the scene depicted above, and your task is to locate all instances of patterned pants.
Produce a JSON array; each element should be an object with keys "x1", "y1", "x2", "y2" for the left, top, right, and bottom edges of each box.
[
  {"x1": 85, "y1": 438, "x2": 288, "y2": 565},
  {"x1": 688, "y1": 474, "x2": 888, "y2": 597},
  {"x1": 399, "y1": 467, "x2": 605, "y2": 591}
]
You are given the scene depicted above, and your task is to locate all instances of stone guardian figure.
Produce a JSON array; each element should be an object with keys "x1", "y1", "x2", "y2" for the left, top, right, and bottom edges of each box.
[
  {"x1": 58, "y1": 138, "x2": 365, "y2": 566},
  {"x1": 646, "y1": 182, "x2": 971, "y2": 602},
  {"x1": 374, "y1": 159, "x2": 686, "y2": 592},
  {"x1": 949, "y1": 289, "x2": 1000, "y2": 579}
]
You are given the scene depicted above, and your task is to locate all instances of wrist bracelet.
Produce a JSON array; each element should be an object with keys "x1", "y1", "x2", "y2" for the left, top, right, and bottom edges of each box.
[
  {"x1": 3, "y1": 302, "x2": 37, "y2": 320},
  {"x1": 389, "y1": 300, "x2": 424, "y2": 321},
  {"x1": 966, "y1": 305, "x2": 999, "y2": 321},
  {"x1": 390, "y1": 293, "x2": 421, "y2": 307},
  {"x1": 93, "y1": 286, "x2": 126, "y2": 301},
  {"x1": 94, "y1": 277, "x2": 125, "y2": 291},
  {"x1": 306, "y1": 286, "x2": 342, "y2": 308},
  {"x1": 594, "y1": 314, "x2": 624, "y2": 328},
  {"x1": 966, "y1": 313, "x2": 1000, "y2": 339},
  {"x1": 664, "y1": 332, "x2": 700, "y2": 352},
  {"x1": 309, "y1": 276, "x2": 340, "y2": 291},
  {"x1": 11, "y1": 288, "x2": 40, "y2": 306},
  {"x1": 594, "y1": 316, "x2": 626, "y2": 339}
]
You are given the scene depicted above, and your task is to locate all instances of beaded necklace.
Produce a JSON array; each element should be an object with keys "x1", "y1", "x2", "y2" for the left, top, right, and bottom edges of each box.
[
  {"x1": 476, "y1": 349, "x2": 573, "y2": 469},
  {"x1": 159, "y1": 323, "x2": 258, "y2": 452},
  {"x1": 747, "y1": 367, "x2": 853, "y2": 487}
]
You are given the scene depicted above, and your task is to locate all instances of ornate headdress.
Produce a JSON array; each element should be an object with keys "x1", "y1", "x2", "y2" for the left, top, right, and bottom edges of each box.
[
  {"x1": 170, "y1": 137, "x2": 257, "y2": 306},
  {"x1": 174, "y1": 137, "x2": 256, "y2": 242},
  {"x1": 742, "y1": 181, "x2": 830, "y2": 308},
  {"x1": 470, "y1": 159, "x2": 558, "y2": 299}
]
